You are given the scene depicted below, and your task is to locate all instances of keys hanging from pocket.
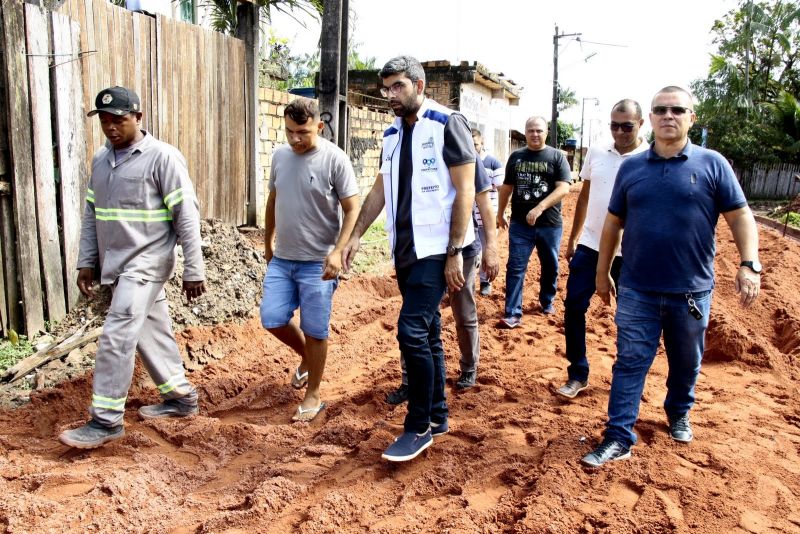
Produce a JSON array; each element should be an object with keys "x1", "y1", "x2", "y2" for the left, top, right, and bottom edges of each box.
[{"x1": 685, "y1": 293, "x2": 703, "y2": 320}]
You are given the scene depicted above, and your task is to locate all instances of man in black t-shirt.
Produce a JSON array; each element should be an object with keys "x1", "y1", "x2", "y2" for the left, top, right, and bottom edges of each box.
[{"x1": 496, "y1": 116, "x2": 572, "y2": 328}]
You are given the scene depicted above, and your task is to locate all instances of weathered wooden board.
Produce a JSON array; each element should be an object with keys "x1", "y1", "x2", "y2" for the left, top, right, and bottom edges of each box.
[
  {"x1": 52, "y1": 11, "x2": 88, "y2": 311},
  {"x1": 25, "y1": 3, "x2": 67, "y2": 323},
  {"x1": 2, "y1": 0, "x2": 45, "y2": 334}
]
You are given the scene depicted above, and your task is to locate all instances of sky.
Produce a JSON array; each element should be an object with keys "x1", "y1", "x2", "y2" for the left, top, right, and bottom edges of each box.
[{"x1": 271, "y1": 0, "x2": 740, "y2": 145}]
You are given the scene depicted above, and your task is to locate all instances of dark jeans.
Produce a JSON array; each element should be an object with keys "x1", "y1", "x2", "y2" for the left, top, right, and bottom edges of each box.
[
  {"x1": 396, "y1": 258, "x2": 448, "y2": 434},
  {"x1": 605, "y1": 286, "x2": 712, "y2": 447},
  {"x1": 504, "y1": 221, "x2": 562, "y2": 318},
  {"x1": 563, "y1": 245, "x2": 622, "y2": 382}
]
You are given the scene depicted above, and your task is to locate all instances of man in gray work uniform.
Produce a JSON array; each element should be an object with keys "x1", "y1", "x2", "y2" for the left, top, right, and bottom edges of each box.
[{"x1": 59, "y1": 86, "x2": 205, "y2": 449}]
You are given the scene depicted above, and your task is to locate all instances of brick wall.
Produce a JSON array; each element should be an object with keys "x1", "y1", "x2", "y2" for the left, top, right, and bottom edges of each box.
[
  {"x1": 256, "y1": 88, "x2": 393, "y2": 226},
  {"x1": 347, "y1": 106, "x2": 390, "y2": 195},
  {"x1": 347, "y1": 64, "x2": 461, "y2": 110}
]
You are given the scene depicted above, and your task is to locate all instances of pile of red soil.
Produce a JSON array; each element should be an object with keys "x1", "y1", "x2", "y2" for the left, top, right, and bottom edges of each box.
[{"x1": 0, "y1": 185, "x2": 798, "y2": 532}]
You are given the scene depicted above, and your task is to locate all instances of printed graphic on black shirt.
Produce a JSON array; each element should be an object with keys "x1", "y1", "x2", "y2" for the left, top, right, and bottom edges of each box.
[
  {"x1": 514, "y1": 160, "x2": 550, "y2": 201},
  {"x1": 505, "y1": 146, "x2": 571, "y2": 228}
]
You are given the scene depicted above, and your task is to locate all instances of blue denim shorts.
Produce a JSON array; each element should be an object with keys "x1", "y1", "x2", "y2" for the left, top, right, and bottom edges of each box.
[{"x1": 260, "y1": 257, "x2": 339, "y2": 340}]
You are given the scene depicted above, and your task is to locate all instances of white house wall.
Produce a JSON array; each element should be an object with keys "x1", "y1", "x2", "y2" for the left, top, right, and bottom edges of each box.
[{"x1": 459, "y1": 83, "x2": 511, "y2": 163}]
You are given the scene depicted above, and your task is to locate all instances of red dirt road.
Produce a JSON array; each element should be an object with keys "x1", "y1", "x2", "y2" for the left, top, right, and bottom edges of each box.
[{"x1": 1, "y1": 185, "x2": 799, "y2": 533}]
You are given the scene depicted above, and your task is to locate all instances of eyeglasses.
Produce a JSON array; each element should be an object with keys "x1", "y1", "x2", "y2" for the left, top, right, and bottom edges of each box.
[
  {"x1": 610, "y1": 122, "x2": 636, "y2": 132},
  {"x1": 652, "y1": 105, "x2": 693, "y2": 116},
  {"x1": 380, "y1": 81, "x2": 409, "y2": 98}
]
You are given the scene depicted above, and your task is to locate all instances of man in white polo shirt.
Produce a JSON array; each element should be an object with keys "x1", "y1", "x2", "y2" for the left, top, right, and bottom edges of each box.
[{"x1": 557, "y1": 99, "x2": 648, "y2": 399}]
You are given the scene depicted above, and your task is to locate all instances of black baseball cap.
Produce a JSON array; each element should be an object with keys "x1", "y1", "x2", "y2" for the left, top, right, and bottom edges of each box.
[{"x1": 87, "y1": 86, "x2": 141, "y2": 117}]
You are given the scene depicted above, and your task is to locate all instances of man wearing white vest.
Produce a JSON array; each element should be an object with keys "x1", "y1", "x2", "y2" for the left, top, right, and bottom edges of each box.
[{"x1": 343, "y1": 56, "x2": 476, "y2": 462}]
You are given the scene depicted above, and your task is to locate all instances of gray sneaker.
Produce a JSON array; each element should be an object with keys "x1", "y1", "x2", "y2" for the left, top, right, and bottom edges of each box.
[
  {"x1": 556, "y1": 379, "x2": 589, "y2": 399},
  {"x1": 668, "y1": 413, "x2": 693, "y2": 443},
  {"x1": 138, "y1": 399, "x2": 199, "y2": 420},
  {"x1": 581, "y1": 439, "x2": 631, "y2": 467},
  {"x1": 59, "y1": 420, "x2": 125, "y2": 449}
]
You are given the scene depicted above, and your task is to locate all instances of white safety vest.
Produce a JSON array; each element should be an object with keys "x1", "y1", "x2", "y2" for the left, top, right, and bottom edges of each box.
[{"x1": 380, "y1": 98, "x2": 475, "y2": 260}]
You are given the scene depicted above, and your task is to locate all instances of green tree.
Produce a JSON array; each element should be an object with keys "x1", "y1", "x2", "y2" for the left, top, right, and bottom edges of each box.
[
  {"x1": 284, "y1": 50, "x2": 319, "y2": 89},
  {"x1": 557, "y1": 86, "x2": 578, "y2": 113},
  {"x1": 768, "y1": 90, "x2": 800, "y2": 156},
  {"x1": 691, "y1": 0, "x2": 800, "y2": 167},
  {"x1": 556, "y1": 120, "x2": 575, "y2": 148},
  {"x1": 203, "y1": 0, "x2": 323, "y2": 35}
]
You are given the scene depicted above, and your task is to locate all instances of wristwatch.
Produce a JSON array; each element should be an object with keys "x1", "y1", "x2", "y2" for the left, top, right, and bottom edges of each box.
[
  {"x1": 446, "y1": 245, "x2": 463, "y2": 257},
  {"x1": 740, "y1": 260, "x2": 762, "y2": 273}
]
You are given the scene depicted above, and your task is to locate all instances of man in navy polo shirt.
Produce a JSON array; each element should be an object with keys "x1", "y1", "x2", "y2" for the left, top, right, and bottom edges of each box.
[{"x1": 581, "y1": 86, "x2": 761, "y2": 467}]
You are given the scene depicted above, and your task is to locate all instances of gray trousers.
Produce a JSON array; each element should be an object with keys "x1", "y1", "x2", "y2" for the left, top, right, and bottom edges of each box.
[
  {"x1": 400, "y1": 254, "x2": 481, "y2": 384},
  {"x1": 477, "y1": 224, "x2": 489, "y2": 283},
  {"x1": 90, "y1": 275, "x2": 197, "y2": 427}
]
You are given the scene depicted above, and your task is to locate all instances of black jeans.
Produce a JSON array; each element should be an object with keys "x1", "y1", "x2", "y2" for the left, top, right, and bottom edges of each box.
[
  {"x1": 396, "y1": 258, "x2": 448, "y2": 434},
  {"x1": 563, "y1": 245, "x2": 622, "y2": 381}
]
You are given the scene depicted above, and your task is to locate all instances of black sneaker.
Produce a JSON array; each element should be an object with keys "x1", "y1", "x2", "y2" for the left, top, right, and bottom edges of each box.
[
  {"x1": 479, "y1": 282, "x2": 491, "y2": 296},
  {"x1": 581, "y1": 439, "x2": 631, "y2": 467},
  {"x1": 456, "y1": 370, "x2": 476, "y2": 389},
  {"x1": 668, "y1": 413, "x2": 693, "y2": 443},
  {"x1": 385, "y1": 384, "x2": 409, "y2": 405},
  {"x1": 139, "y1": 399, "x2": 199, "y2": 420},
  {"x1": 58, "y1": 419, "x2": 125, "y2": 449}
]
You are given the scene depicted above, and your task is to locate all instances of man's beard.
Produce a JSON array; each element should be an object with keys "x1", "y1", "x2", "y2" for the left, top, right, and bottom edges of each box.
[{"x1": 390, "y1": 95, "x2": 420, "y2": 118}]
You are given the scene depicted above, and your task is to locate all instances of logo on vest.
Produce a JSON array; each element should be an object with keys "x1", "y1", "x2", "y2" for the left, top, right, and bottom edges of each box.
[
  {"x1": 421, "y1": 185, "x2": 440, "y2": 193},
  {"x1": 422, "y1": 157, "x2": 437, "y2": 172},
  {"x1": 422, "y1": 137, "x2": 434, "y2": 149}
]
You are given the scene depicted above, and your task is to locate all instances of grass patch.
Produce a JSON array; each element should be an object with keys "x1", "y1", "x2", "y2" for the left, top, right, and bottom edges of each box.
[
  {"x1": 766, "y1": 209, "x2": 800, "y2": 229},
  {"x1": 350, "y1": 221, "x2": 392, "y2": 275},
  {"x1": 0, "y1": 335, "x2": 35, "y2": 373}
]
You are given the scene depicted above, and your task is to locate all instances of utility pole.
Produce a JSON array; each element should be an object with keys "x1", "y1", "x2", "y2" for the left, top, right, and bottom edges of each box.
[
  {"x1": 235, "y1": 1, "x2": 259, "y2": 226},
  {"x1": 550, "y1": 25, "x2": 581, "y2": 148},
  {"x1": 744, "y1": 0, "x2": 752, "y2": 119},
  {"x1": 338, "y1": 0, "x2": 349, "y2": 151},
  {"x1": 578, "y1": 97, "x2": 598, "y2": 173},
  {"x1": 319, "y1": 0, "x2": 349, "y2": 150}
]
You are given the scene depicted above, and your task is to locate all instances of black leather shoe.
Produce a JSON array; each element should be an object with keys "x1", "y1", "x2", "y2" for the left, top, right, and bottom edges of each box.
[
  {"x1": 581, "y1": 440, "x2": 631, "y2": 467},
  {"x1": 385, "y1": 384, "x2": 409, "y2": 405},
  {"x1": 669, "y1": 413, "x2": 693, "y2": 443}
]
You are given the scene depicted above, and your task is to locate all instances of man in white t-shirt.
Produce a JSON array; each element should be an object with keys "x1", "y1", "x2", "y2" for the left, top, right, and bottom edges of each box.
[{"x1": 557, "y1": 99, "x2": 648, "y2": 399}]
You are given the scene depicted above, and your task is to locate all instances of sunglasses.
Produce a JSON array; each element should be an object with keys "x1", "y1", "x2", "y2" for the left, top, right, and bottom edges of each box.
[
  {"x1": 652, "y1": 105, "x2": 693, "y2": 116},
  {"x1": 610, "y1": 122, "x2": 636, "y2": 132}
]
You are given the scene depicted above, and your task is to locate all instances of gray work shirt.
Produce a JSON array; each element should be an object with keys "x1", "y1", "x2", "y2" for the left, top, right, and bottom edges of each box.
[{"x1": 78, "y1": 131, "x2": 204, "y2": 285}]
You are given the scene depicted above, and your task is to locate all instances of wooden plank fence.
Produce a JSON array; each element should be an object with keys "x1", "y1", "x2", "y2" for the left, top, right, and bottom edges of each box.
[
  {"x1": 0, "y1": 0, "x2": 251, "y2": 335},
  {"x1": 59, "y1": 0, "x2": 249, "y2": 225},
  {"x1": 735, "y1": 162, "x2": 800, "y2": 200}
]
